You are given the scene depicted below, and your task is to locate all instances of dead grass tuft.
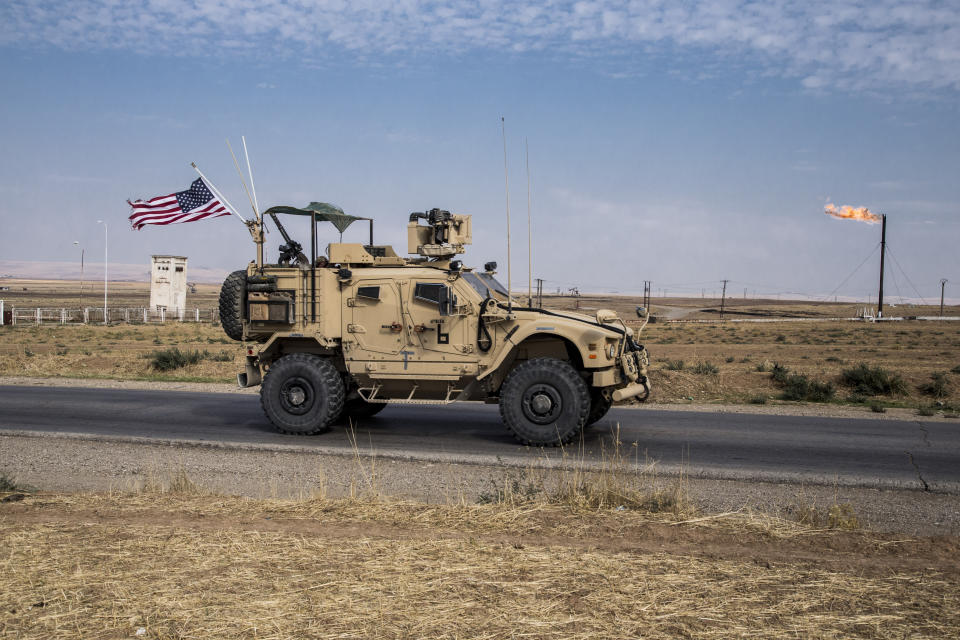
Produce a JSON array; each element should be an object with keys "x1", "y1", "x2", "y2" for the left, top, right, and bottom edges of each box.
[{"x1": 479, "y1": 425, "x2": 690, "y2": 517}]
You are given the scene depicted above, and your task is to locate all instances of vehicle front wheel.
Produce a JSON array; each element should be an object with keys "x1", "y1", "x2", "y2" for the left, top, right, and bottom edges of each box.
[
  {"x1": 260, "y1": 354, "x2": 345, "y2": 435},
  {"x1": 586, "y1": 389, "x2": 613, "y2": 428},
  {"x1": 499, "y1": 358, "x2": 590, "y2": 446}
]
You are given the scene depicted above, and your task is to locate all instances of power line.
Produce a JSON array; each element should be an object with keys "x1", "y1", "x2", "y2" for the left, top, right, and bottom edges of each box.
[
  {"x1": 821, "y1": 243, "x2": 880, "y2": 301},
  {"x1": 885, "y1": 245, "x2": 930, "y2": 305}
]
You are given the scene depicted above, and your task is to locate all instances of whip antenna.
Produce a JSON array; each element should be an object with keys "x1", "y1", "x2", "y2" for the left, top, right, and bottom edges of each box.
[
  {"x1": 525, "y1": 137, "x2": 532, "y2": 307},
  {"x1": 501, "y1": 116, "x2": 512, "y2": 312},
  {"x1": 241, "y1": 136, "x2": 260, "y2": 222},
  {"x1": 226, "y1": 138, "x2": 258, "y2": 219}
]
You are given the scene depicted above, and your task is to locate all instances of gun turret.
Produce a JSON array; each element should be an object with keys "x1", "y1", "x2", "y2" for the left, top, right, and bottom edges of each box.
[{"x1": 407, "y1": 208, "x2": 472, "y2": 258}]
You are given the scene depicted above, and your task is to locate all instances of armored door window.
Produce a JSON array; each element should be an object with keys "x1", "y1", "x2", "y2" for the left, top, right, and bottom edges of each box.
[
  {"x1": 414, "y1": 282, "x2": 456, "y2": 316},
  {"x1": 414, "y1": 283, "x2": 445, "y2": 305},
  {"x1": 357, "y1": 285, "x2": 380, "y2": 300}
]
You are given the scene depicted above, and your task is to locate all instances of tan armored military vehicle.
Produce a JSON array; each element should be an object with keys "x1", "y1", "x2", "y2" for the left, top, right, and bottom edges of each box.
[{"x1": 220, "y1": 204, "x2": 650, "y2": 446}]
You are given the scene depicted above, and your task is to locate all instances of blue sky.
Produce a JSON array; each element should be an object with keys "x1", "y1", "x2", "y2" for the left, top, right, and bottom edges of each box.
[{"x1": 0, "y1": 1, "x2": 957, "y2": 302}]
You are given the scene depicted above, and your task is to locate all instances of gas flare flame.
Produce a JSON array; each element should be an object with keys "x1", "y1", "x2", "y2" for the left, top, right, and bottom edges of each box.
[{"x1": 824, "y1": 203, "x2": 882, "y2": 224}]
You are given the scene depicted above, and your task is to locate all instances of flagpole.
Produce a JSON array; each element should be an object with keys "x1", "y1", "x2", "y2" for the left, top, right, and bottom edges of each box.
[{"x1": 190, "y1": 162, "x2": 247, "y2": 224}]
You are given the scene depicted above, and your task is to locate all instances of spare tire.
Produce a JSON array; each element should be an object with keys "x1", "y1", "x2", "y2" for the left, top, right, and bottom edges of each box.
[{"x1": 219, "y1": 270, "x2": 247, "y2": 341}]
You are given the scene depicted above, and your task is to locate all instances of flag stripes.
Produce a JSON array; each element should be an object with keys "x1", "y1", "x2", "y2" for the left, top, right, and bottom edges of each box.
[{"x1": 128, "y1": 178, "x2": 231, "y2": 230}]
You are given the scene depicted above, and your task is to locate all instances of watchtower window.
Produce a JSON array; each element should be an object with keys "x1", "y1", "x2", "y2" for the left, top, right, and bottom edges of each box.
[
  {"x1": 414, "y1": 283, "x2": 445, "y2": 304},
  {"x1": 175, "y1": 266, "x2": 183, "y2": 272}
]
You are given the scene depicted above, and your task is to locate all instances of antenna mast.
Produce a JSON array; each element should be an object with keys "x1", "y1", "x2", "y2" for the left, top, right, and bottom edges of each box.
[
  {"x1": 526, "y1": 137, "x2": 532, "y2": 307},
  {"x1": 226, "y1": 138, "x2": 258, "y2": 219},
  {"x1": 501, "y1": 117, "x2": 512, "y2": 312},
  {"x1": 242, "y1": 136, "x2": 260, "y2": 222}
]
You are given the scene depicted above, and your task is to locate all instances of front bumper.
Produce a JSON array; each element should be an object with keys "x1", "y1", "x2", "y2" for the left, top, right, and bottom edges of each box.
[
  {"x1": 612, "y1": 378, "x2": 650, "y2": 402},
  {"x1": 610, "y1": 344, "x2": 651, "y2": 402}
]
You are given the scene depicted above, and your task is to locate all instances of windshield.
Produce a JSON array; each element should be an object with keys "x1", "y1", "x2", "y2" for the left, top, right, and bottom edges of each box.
[{"x1": 462, "y1": 271, "x2": 509, "y2": 300}]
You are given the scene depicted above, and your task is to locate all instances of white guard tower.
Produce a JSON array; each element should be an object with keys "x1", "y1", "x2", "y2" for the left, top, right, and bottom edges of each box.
[{"x1": 149, "y1": 255, "x2": 188, "y2": 316}]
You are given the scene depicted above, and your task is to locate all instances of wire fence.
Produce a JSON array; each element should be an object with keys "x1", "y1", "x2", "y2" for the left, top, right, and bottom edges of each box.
[{"x1": 0, "y1": 301, "x2": 219, "y2": 326}]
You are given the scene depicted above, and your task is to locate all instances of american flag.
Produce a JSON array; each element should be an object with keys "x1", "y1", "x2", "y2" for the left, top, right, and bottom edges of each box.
[{"x1": 128, "y1": 178, "x2": 231, "y2": 230}]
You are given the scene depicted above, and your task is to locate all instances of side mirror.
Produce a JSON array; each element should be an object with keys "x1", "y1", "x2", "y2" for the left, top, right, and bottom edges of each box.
[{"x1": 636, "y1": 306, "x2": 647, "y2": 317}]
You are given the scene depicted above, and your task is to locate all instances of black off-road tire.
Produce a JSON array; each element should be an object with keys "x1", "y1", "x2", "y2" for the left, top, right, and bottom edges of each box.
[
  {"x1": 218, "y1": 270, "x2": 247, "y2": 341},
  {"x1": 586, "y1": 389, "x2": 613, "y2": 428},
  {"x1": 499, "y1": 358, "x2": 590, "y2": 446},
  {"x1": 340, "y1": 397, "x2": 387, "y2": 421},
  {"x1": 260, "y1": 354, "x2": 345, "y2": 435}
]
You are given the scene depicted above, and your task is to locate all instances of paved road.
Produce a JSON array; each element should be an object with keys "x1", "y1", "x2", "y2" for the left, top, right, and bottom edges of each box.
[{"x1": 1, "y1": 385, "x2": 957, "y2": 491}]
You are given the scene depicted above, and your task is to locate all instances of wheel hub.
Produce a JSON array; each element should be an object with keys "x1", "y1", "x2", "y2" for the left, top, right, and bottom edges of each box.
[
  {"x1": 521, "y1": 384, "x2": 562, "y2": 425},
  {"x1": 279, "y1": 376, "x2": 314, "y2": 415},
  {"x1": 288, "y1": 387, "x2": 306, "y2": 406}
]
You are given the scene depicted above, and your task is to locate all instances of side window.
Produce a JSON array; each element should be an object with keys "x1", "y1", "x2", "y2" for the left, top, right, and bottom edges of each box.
[
  {"x1": 414, "y1": 283, "x2": 445, "y2": 305},
  {"x1": 357, "y1": 285, "x2": 380, "y2": 300}
]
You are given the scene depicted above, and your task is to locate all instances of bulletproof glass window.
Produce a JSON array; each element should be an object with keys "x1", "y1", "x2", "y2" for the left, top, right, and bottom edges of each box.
[
  {"x1": 357, "y1": 285, "x2": 380, "y2": 300},
  {"x1": 414, "y1": 283, "x2": 445, "y2": 304},
  {"x1": 462, "y1": 272, "x2": 509, "y2": 299},
  {"x1": 414, "y1": 282, "x2": 454, "y2": 316}
]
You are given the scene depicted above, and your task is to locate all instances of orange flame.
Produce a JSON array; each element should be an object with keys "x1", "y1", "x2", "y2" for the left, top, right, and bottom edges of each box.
[{"x1": 824, "y1": 203, "x2": 882, "y2": 224}]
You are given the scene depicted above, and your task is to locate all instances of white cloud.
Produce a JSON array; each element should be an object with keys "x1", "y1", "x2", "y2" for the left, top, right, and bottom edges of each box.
[{"x1": 1, "y1": 1, "x2": 959, "y2": 94}]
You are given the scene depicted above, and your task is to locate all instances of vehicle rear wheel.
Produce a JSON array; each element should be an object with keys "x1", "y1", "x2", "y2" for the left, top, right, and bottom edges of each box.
[
  {"x1": 499, "y1": 358, "x2": 590, "y2": 446},
  {"x1": 218, "y1": 270, "x2": 246, "y2": 341},
  {"x1": 586, "y1": 389, "x2": 613, "y2": 428},
  {"x1": 260, "y1": 354, "x2": 344, "y2": 435}
]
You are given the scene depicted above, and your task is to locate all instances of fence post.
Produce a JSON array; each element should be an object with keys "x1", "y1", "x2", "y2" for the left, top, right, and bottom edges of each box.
[
  {"x1": 160, "y1": 308, "x2": 165, "y2": 323},
  {"x1": 125, "y1": 308, "x2": 129, "y2": 322},
  {"x1": 12, "y1": 306, "x2": 16, "y2": 325},
  {"x1": 195, "y1": 308, "x2": 199, "y2": 322},
  {"x1": 36, "y1": 308, "x2": 41, "y2": 325},
  {"x1": 0, "y1": 300, "x2": 4, "y2": 326},
  {"x1": 84, "y1": 307, "x2": 89, "y2": 324},
  {"x1": 61, "y1": 308, "x2": 65, "y2": 324},
  {"x1": 143, "y1": 308, "x2": 148, "y2": 323}
]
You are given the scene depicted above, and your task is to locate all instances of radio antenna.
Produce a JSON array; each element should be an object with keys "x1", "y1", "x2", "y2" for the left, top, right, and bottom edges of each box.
[
  {"x1": 226, "y1": 138, "x2": 257, "y2": 219},
  {"x1": 525, "y1": 137, "x2": 532, "y2": 308},
  {"x1": 241, "y1": 136, "x2": 260, "y2": 222},
  {"x1": 501, "y1": 116, "x2": 512, "y2": 313}
]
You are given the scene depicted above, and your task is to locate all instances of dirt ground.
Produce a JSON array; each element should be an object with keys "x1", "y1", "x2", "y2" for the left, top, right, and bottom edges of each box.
[{"x1": 1, "y1": 491, "x2": 958, "y2": 639}]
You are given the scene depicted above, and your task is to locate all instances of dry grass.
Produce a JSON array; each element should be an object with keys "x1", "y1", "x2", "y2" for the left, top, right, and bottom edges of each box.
[
  {"x1": 1, "y1": 485, "x2": 958, "y2": 639},
  {"x1": 640, "y1": 320, "x2": 960, "y2": 406},
  {"x1": 0, "y1": 323, "x2": 238, "y2": 382},
  {"x1": 480, "y1": 426, "x2": 690, "y2": 517}
]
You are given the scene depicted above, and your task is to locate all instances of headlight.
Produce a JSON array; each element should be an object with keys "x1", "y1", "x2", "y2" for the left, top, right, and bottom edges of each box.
[{"x1": 608, "y1": 344, "x2": 617, "y2": 359}]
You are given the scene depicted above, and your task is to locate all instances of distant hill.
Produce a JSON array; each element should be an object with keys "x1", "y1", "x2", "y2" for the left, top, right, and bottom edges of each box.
[{"x1": 0, "y1": 260, "x2": 228, "y2": 284}]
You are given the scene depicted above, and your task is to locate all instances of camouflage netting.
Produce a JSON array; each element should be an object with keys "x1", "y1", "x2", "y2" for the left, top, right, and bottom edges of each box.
[{"x1": 263, "y1": 202, "x2": 363, "y2": 233}]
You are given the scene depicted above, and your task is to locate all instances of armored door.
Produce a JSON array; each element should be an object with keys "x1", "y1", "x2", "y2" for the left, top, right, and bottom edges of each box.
[
  {"x1": 346, "y1": 280, "x2": 405, "y2": 359},
  {"x1": 404, "y1": 279, "x2": 473, "y2": 362}
]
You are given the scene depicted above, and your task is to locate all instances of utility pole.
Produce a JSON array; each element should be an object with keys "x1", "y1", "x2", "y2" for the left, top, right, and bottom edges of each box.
[
  {"x1": 720, "y1": 279, "x2": 729, "y2": 320},
  {"x1": 743, "y1": 288, "x2": 747, "y2": 300},
  {"x1": 643, "y1": 280, "x2": 651, "y2": 311},
  {"x1": 535, "y1": 278, "x2": 544, "y2": 308},
  {"x1": 878, "y1": 214, "x2": 887, "y2": 318},
  {"x1": 941, "y1": 279, "x2": 948, "y2": 317}
]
